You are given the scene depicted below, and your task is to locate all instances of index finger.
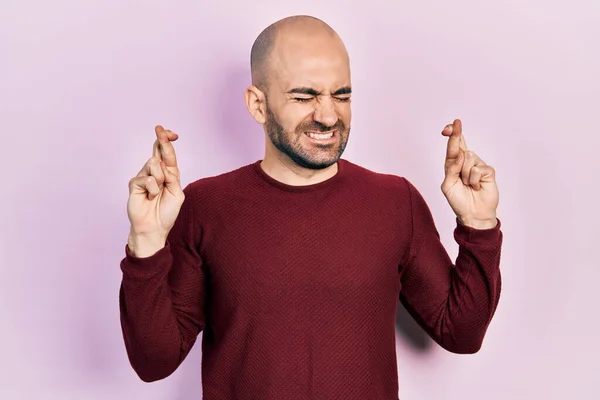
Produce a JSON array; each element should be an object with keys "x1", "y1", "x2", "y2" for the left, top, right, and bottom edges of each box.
[
  {"x1": 153, "y1": 125, "x2": 179, "y2": 168},
  {"x1": 443, "y1": 119, "x2": 467, "y2": 160}
]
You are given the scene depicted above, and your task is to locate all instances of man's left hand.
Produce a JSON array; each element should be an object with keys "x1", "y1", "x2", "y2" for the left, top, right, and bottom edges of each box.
[{"x1": 441, "y1": 119, "x2": 499, "y2": 229}]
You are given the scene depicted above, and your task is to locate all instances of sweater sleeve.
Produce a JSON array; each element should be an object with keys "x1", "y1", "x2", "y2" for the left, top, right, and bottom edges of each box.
[
  {"x1": 398, "y1": 178, "x2": 503, "y2": 354},
  {"x1": 119, "y1": 184, "x2": 206, "y2": 381}
]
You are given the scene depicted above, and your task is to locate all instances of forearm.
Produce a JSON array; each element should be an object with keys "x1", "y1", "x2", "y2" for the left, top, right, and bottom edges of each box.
[
  {"x1": 400, "y1": 220, "x2": 503, "y2": 354},
  {"x1": 119, "y1": 244, "x2": 202, "y2": 382},
  {"x1": 440, "y1": 223, "x2": 502, "y2": 352}
]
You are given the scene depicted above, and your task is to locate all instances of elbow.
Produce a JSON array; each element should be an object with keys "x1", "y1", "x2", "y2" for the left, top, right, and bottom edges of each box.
[
  {"x1": 122, "y1": 336, "x2": 183, "y2": 383},
  {"x1": 128, "y1": 352, "x2": 180, "y2": 383},
  {"x1": 136, "y1": 368, "x2": 175, "y2": 383},
  {"x1": 438, "y1": 327, "x2": 488, "y2": 354},
  {"x1": 437, "y1": 312, "x2": 495, "y2": 354},
  {"x1": 442, "y1": 339, "x2": 483, "y2": 355}
]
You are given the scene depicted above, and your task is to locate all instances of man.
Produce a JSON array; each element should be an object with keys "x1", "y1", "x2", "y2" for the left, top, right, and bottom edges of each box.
[{"x1": 119, "y1": 15, "x2": 502, "y2": 400}]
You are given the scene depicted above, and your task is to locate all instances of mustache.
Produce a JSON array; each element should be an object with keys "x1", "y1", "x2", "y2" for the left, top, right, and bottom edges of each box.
[{"x1": 297, "y1": 120, "x2": 346, "y2": 133}]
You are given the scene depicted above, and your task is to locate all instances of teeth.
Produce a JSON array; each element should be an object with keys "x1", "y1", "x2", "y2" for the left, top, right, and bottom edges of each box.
[{"x1": 308, "y1": 132, "x2": 334, "y2": 140}]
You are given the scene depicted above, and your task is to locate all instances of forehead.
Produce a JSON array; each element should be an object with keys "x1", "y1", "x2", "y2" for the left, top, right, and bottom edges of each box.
[{"x1": 269, "y1": 35, "x2": 351, "y2": 90}]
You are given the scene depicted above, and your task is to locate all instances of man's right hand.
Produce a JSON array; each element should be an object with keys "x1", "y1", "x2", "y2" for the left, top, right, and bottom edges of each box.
[{"x1": 126, "y1": 125, "x2": 185, "y2": 257}]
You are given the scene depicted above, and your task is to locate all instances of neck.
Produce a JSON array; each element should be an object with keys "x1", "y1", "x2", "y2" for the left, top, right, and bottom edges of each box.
[{"x1": 260, "y1": 150, "x2": 339, "y2": 187}]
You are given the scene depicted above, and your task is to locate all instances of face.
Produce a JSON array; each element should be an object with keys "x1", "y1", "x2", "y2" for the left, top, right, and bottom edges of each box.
[
  {"x1": 263, "y1": 95, "x2": 349, "y2": 169},
  {"x1": 260, "y1": 32, "x2": 352, "y2": 170}
]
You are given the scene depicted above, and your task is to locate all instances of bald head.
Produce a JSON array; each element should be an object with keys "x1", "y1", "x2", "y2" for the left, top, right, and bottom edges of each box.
[
  {"x1": 250, "y1": 15, "x2": 347, "y2": 91},
  {"x1": 244, "y1": 16, "x2": 353, "y2": 171}
]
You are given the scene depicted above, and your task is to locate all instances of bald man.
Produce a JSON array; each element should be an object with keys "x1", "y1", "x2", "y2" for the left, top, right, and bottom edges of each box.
[{"x1": 120, "y1": 15, "x2": 503, "y2": 400}]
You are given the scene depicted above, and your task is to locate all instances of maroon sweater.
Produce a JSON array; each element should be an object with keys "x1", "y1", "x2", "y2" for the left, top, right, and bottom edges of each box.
[{"x1": 119, "y1": 159, "x2": 503, "y2": 399}]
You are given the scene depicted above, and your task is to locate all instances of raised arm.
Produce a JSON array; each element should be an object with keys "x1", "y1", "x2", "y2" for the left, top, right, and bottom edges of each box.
[
  {"x1": 398, "y1": 119, "x2": 503, "y2": 353},
  {"x1": 399, "y1": 178, "x2": 502, "y2": 353},
  {"x1": 119, "y1": 126, "x2": 206, "y2": 381}
]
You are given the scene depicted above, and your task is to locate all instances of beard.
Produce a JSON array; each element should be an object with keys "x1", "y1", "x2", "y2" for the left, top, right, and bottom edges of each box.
[{"x1": 264, "y1": 105, "x2": 350, "y2": 170}]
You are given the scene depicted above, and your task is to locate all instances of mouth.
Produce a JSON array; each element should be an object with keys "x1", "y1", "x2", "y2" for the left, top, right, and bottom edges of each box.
[{"x1": 304, "y1": 130, "x2": 337, "y2": 142}]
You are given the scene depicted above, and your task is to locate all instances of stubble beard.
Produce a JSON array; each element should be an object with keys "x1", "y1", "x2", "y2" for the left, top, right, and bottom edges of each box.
[{"x1": 264, "y1": 105, "x2": 350, "y2": 170}]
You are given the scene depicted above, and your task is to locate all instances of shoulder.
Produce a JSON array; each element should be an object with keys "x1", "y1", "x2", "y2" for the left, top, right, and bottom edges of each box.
[
  {"x1": 182, "y1": 162, "x2": 257, "y2": 200},
  {"x1": 339, "y1": 159, "x2": 431, "y2": 212},
  {"x1": 339, "y1": 158, "x2": 417, "y2": 194}
]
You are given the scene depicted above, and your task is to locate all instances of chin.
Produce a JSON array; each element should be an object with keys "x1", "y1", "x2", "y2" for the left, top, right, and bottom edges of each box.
[{"x1": 291, "y1": 153, "x2": 341, "y2": 170}]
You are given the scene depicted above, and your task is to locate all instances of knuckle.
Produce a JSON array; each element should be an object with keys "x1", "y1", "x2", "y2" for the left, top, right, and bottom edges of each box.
[{"x1": 147, "y1": 156, "x2": 159, "y2": 166}]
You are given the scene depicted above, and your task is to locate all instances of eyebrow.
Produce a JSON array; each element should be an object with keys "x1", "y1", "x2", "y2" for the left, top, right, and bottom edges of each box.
[{"x1": 287, "y1": 86, "x2": 352, "y2": 96}]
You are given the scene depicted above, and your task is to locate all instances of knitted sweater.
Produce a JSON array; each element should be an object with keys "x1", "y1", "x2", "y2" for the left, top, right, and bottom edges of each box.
[{"x1": 119, "y1": 158, "x2": 503, "y2": 399}]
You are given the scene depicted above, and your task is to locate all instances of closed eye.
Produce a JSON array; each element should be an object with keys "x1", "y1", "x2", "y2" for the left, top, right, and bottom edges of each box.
[{"x1": 293, "y1": 96, "x2": 350, "y2": 103}]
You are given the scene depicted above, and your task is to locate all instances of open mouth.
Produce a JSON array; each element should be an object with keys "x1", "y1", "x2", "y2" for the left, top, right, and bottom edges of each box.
[{"x1": 305, "y1": 130, "x2": 336, "y2": 141}]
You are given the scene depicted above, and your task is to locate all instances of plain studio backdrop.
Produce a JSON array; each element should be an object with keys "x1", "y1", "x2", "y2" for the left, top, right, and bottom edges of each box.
[{"x1": 1, "y1": 0, "x2": 598, "y2": 399}]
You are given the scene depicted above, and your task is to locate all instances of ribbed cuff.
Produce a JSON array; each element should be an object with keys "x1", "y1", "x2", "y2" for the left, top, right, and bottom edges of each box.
[
  {"x1": 454, "y1": 217, "x2": 502, "y2": 245},
  {"x1": 121, "y1": 241, "x2": 173, "y2": 278}
]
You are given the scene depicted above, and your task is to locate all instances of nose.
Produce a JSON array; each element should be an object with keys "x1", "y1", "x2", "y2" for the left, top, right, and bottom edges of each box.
[{"x1": 313, "y1": 97, "x2": 339, "y2": 128}]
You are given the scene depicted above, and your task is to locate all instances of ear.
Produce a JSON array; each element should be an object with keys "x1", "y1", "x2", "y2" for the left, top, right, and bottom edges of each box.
[{"x1": 244, "y1": 85, "x2": 267, "y2": 124}]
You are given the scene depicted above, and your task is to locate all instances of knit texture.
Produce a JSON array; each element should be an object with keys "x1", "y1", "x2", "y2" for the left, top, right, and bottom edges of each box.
[{"x1": 119, "y1": 159, "x2": 503, "y2": 399}]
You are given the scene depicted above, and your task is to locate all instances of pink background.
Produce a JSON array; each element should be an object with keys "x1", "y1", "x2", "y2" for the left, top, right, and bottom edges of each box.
[{"x1": 2, "y1": 0, "x2": 598, "y2": 399}]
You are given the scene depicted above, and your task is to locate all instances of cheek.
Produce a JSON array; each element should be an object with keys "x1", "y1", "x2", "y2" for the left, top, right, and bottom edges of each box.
[
  {"x1": 338, "y1": 103, "x2": 351, "y2": 120},
  {"x1": 279, "y1": 106, "x2": 313, "y2": 132},
  {"x1": 267, "y1": 106, "x2": 297, "y2": 132}
]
